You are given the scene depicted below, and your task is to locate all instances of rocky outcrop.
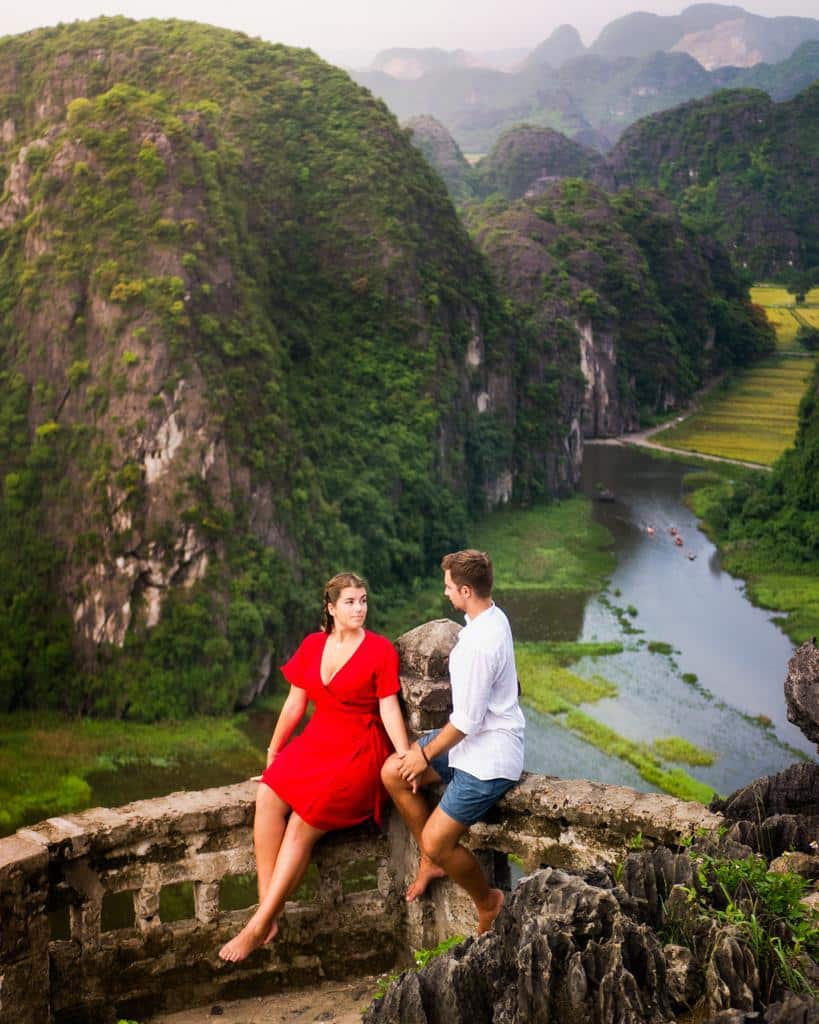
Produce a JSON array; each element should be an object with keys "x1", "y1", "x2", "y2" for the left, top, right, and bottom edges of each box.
[
  {"x1": 711, "y1": 762, "x2": 819, "y2": 855},
  {"x1": 364, "y1": 866, "x2": 671, "y2": 1024},
  {"x1": 785, "y1": 638, "x2": 819, "y2": 752},
  {"x1": 473, "y1": 125, "x2": 609, "y2": 201},
  {"x1": 577, "y1": 319, "x2": 638, "y2": 437},
  {"x1": 703, "y1": 995, "x2": 819, "y2": 1024}
]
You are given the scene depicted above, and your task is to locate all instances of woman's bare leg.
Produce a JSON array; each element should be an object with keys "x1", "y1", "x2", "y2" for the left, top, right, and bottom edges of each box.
[
  {"x1": 219, "y1": 813, "x2": 325, "y2": 962},
  {"x1": 254, "y1": 784, "x2": 290, "y2": 901},
  {"x1": 252, "y1": 784, "x2": 291, "y2": 944}
]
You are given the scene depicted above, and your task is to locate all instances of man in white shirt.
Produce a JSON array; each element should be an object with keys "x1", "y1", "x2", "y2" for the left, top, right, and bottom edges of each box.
[{"x1": 382, "y1": 549, "x2": 525, "y2": 934}]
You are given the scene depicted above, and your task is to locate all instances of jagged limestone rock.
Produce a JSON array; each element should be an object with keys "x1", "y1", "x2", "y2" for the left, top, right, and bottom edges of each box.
[
  {"x1": 784, "y1": 639, "x2": 819, "y2": 752},
  {"x1": 364, "y1": 867, "x2": 671, "y2": 1024},
  {"x1": 712, "y1": 762, "x2": 819, "y2": 852},
  {"x1": 663, "y1": 944, "x2": 702, "y2": 1011},
  {"x1": 703, "y1": 994, "x2": 819, "y2": 1023}
]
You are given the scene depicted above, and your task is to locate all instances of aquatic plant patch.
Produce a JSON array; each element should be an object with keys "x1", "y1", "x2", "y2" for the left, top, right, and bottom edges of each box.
[
  {"x1": 516, "y1": 644, "x2": 618, "y2": 715},
  {"x1": 652, "y1": 736, "x2": 716, "y2": 766},
  {"x1": 562, "y1": 710, "x2": 716, "y2": 803}
]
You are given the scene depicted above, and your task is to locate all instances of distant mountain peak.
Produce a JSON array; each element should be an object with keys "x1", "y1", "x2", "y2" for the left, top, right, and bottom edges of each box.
[{"x1": 522, "y1": 23, "x2": 586, "y2": 71}]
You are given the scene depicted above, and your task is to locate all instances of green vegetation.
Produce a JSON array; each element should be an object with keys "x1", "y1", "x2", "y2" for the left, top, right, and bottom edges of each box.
[
  {"x1": 516, "y1": 643, "x2": 618, "y2": 715},
  {"x1": 0, "y1": 709, "x2": 266, "y2": 834},
  {"x1": 464, "y1": 178, "x2": 774, "y2": 424},
  {"x1": 612, "y1": 82, "x2": 819, "y2": 277},
  {"x1": 684, "y1": 366, "x2": 819, "y2": 642},
  {"x1": 374, "y1": 935, "x2": 465, "y2": 1000},
  {"x1": 475, "y1": 499, "x2": 614, "y2": 592},
  {"x1": 652, "y1": 736, "x2": 716, "y2": 766},
  {"x1": 647, "y1": 641, "x2": 675, "y2": 655},
  {"x1": 563, "y1": 711, "x2": 716, "y2": 803},
  {"x1": 471, "y1": 125, "x2": 604, "y2": 201},
  {"x1": 379, "y1": 497, "x2": 615, "y2": 638},
  {"x1": 665, "y1": 852, "x2": 819, "y2": 999},
  {"x1": 653, "y1": 358, "x2": 814, "y2": 465}
]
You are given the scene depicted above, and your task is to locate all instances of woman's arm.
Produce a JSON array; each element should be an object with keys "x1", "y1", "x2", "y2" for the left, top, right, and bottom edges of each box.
[
  {"x1": 379, "y1": 693, "x2": 411, "y2": 754},
  {"x1": 265, "y1": 685, "x2": 309, "y2": 767}
]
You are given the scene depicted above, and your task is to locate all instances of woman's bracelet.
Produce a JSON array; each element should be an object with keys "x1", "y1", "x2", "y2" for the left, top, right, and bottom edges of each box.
[{"x1": 418, "y1": 742, "x2": 430, "y2": 765}]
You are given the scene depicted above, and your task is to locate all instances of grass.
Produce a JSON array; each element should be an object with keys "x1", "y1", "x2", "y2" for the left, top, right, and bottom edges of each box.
[
  {"x1": 0, "y1": 708, "x2": 269, "y2": 835},
  {"x1": 652, "y1": 357, "x2": 814, "y2": 465},
  {"x1": 684, "y1": 469, "x2": 819, "y2": 645},
  {"x1": 652, "y1": 736, "x2": 716, "y2": 766},
  {"x1": 472, "y1": 497, "x2": 615, "y2": 593},
  {"x1": 516, "y1": 643, "x2": 619, "y2": 715},
  {"x1": 665, "y1": 852, "x2": 819, "y2": 999},
  {"x1": 380, "y1": 495, "x2": 615, "y2": 638}
]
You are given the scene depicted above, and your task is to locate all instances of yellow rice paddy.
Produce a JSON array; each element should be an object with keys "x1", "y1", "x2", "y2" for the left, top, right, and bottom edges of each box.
[
  {"x1": 654, "y1": 357, "x2": 814, "y2": 465},
  {"x1": 750, "y1": 285, "x2": 819, "y2": 350}
]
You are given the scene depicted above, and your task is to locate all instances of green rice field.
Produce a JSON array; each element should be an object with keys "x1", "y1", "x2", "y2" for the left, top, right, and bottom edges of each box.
[{"x1": 654, "y1": 357, "x2": 814, "y2": 465}]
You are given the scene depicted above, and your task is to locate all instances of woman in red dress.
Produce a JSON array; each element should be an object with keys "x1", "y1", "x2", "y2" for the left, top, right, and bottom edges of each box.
[{"x1": 219, "y1": 572, "x2": 410, "y2": 962}]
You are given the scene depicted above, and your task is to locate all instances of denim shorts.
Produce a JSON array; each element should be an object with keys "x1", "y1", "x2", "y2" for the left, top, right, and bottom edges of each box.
[{"x1": 418, "y1": 729, "x2": 517, "y2": 827}]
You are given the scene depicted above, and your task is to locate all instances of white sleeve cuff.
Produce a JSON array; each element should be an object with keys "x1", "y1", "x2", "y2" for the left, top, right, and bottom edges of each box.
[{"x1": 449, "y1": 710, "x2": 483, "y2": 735}]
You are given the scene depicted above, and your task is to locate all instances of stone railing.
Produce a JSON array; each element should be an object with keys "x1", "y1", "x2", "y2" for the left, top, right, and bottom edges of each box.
[{"x1": 0, "y1": 620, "x2": 724, "y2": 1023}]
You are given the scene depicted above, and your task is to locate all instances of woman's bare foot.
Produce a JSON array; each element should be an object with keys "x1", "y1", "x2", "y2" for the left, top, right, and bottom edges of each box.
[
  {"x1": 476, "y1": 888, "x2": 504, "y2": 935},
  {"x1": 263, "y1": 919, "x2": 279, "y2": 944},
  {"x1": 406, "y1": 857, "x2": 446, "y2": 902},
  {"x1": 219, "y1": 918, "x2": 270, "y2": 963}
]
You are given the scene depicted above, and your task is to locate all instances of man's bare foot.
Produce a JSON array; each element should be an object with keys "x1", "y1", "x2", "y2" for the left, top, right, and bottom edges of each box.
[
  {"x1": 406, "y1": 857, "x2": 446, "y2": 902},
  {"x1": 476, "y1": 888, "x2": 504, "y2": 935},
  {"x1": 219, "y1": 919, "x2": 269, "y2": 963}
]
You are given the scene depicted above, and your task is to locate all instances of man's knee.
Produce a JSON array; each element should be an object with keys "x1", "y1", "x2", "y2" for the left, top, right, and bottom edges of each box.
[{"x1": 420, "y1": 829, "x2": 453, "y2": 866}]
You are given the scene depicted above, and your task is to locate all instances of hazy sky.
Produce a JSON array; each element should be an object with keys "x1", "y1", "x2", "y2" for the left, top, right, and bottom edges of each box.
[{"x1": 2, "y1": 1, "x2": 817, "y2": 59}]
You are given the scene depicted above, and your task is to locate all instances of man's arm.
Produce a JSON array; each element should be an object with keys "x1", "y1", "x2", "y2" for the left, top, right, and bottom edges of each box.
[{"x1": 398, "y1": 722, "x2": 466, "y2": 782}]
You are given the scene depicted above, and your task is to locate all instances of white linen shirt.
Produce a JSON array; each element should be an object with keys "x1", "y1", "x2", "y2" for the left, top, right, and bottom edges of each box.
[{"x1": 447, "y1": 603, "x2": 525, "y2": 781}]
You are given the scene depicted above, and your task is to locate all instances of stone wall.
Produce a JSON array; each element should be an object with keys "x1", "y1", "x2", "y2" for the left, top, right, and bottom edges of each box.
[{"x1": 0, "y1": 621, "x2": 723, "y2": 1022}]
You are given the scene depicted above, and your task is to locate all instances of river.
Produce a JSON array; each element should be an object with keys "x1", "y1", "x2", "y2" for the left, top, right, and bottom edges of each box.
[{"x1": 513, "y1": 442, "x2": 812, "y2": 798}]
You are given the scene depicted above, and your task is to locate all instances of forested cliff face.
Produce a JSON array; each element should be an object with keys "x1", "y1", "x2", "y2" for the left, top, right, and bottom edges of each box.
[
  {"x1": 0, "y1": 18, "x2": 541, "y2": 718},
  {"x1": 463, "y1": 181, "x2": 773, "y2": 434},
  {"x1": 608, "y1": 84, "x2": 819, "y2": 276}
]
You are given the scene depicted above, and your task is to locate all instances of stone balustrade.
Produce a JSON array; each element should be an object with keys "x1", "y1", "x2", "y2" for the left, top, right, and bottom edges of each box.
[{"x1": 0, "y1": 621, "x2": 724, "y2": 1023}]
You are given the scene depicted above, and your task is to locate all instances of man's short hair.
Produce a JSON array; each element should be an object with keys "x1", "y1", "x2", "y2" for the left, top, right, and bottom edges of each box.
[{"x1": 441, "y1": 549, "x2": 493, "y2": 598}]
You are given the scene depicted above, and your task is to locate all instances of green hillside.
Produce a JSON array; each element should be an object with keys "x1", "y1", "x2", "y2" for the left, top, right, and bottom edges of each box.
[{"x1": 608, "y1": 83, "x2": 819, "y2": 275}]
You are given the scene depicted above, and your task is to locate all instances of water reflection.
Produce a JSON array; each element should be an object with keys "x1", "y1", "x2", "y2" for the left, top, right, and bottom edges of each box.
[{"x1": 496, "y1": 589, "x2": 588, "y2": 643}]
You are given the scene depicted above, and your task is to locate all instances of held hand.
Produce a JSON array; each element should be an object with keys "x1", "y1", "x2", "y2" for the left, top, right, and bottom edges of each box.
[{"x1": 398, "y1": 744, "x2": 428, "y2": 783}]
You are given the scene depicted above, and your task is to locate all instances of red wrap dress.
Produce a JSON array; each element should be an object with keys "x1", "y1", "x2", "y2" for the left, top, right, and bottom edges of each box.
[{"x1": 261, "y1": 630, "x2": 401, "y2": 830}]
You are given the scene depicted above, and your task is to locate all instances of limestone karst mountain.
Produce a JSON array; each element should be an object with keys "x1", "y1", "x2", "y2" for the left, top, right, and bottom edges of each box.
[
  {"x1": 351, "y1": 6, "x2": 819, "y2": 154},
  {"x1": 608, "y1": 81, "x2": 819, "y2": 277},
  {"x1": 0, "y1": 17, "x2": 543, "y2": 717}
]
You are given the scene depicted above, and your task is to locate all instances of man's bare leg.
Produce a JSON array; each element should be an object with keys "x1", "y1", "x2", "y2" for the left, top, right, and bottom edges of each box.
[
  {"x1": 421, "y1": 806, "x2": 504, "y2": 935},
  {"x1": 382, "y1": 754, "x2": 446, "y2": 900},
  {"x1": 219, "y1": 813, "x2": 325, "y2": 962}
]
